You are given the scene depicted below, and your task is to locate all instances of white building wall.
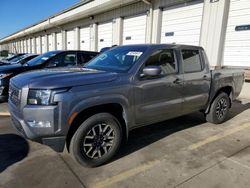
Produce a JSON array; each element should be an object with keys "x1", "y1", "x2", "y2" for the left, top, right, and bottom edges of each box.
[{"x1": 1, "y1": 0, "x2": 250, "y2": 68}]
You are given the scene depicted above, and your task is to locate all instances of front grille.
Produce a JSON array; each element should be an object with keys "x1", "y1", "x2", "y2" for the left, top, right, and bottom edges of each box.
[
  {"x1": 11, "y1": 116, "x2": 26, "y2": 137},
  {"x1": 9, "y1": 83, "x2": 21, "y2": 107}
]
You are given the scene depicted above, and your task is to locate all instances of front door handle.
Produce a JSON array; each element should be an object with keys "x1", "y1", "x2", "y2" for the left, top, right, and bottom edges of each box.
[{"x1": 173, "y1": 78, "x2": 183, "y2": 84}]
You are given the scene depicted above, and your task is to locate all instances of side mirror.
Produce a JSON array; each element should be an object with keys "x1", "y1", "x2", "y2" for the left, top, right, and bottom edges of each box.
[
  {"x1": 141, "y1": 66, "x2": 162, "y2": 78},
  {"x1": 47, "y1": 63, "x2": 57, "y2": 68}
]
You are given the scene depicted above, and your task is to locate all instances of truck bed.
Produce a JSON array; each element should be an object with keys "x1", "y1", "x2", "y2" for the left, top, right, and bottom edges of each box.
[{"x1": 210, "y1": 68, "x2": 245, "y2": 101}]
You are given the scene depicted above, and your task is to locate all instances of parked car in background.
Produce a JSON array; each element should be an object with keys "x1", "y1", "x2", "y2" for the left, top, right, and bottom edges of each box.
[
  {"x1": 100, "y1": 45, "x2": 118, "y2": 53},
  {"x1": 0, "y1": 50, "x2": 98, "y2": 102},
  {"x1": 14, "y1": 54, "x2": 39, "y2": 65},
  {"x1": 0, "y1": 54, "x2": 38, "y2": 66},
  {"x1": 0, "y1": 53, "x2": 26, "y2": 65},
  {"x1": 8, "y1": 44, "x2": 244, "y2": 167}
]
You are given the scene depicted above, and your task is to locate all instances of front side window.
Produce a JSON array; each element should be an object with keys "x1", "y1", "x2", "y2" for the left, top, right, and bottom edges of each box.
[
  {"x1": 144, "y1": 49, "x2": 177, "y2": 75},
  {"x1": 181, "y1": 49, "x2": 202, "y2": 73}
]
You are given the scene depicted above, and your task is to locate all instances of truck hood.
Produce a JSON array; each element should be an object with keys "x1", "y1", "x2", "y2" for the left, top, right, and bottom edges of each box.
[{"x1": 11, "y1": 67, "x2": 118, "y2": 89}]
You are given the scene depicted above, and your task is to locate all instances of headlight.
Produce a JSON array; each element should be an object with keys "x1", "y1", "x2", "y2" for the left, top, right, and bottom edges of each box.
[
  {"x1": 0, "y1": 73, "x2": 12, "y2": 78},
  {"x1": 28, "y1": 89, "x2": 52, "y2": 105},
  {"x1": 27, "y1": 88, "x2": 69, "y2": 105}
]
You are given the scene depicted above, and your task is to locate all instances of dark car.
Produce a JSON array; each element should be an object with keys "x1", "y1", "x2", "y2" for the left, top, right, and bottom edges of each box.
[
  {"x1": 0, "y1": 50, "x2": 98, "y2": 102},
  {"x1": 0, "y1": 53, "x2": 27, "y2": 65},
  {"x1": 8, "y1": 44, "x2": 244, "y2": 167},
  {"x1": 0, "y1": 54, "x2": 38, "y2": 66}
]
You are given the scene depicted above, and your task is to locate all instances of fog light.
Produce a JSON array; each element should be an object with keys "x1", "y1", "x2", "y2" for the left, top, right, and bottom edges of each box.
[{"x1": 27, "y1": 120, "x2": 51, "y2": 128}]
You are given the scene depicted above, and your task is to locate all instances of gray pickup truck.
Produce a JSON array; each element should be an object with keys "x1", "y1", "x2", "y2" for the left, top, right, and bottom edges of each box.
[{"x1": 9, "y1": 44, "x2": 244, "y2": 167}]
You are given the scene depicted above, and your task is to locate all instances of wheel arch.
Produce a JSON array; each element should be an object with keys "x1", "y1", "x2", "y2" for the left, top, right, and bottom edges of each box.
[
  {"x1": 205, "y1": 86, "x2": 233, "y2": 114},
  {"x1": 66, "y1": 100, "x2": 129, "y2": 151}
]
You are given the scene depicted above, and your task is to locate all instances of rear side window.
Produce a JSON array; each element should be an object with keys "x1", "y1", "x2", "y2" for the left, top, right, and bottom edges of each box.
[
  {"x1": 181, "y1": 49, "x2": 202, "y2": 73},
  {"x1": 145, "y1": 49, "x2": 177, "y2": 75},
  {"x1": 47, "y1": 52, "x2": 77, "y2": 67}
]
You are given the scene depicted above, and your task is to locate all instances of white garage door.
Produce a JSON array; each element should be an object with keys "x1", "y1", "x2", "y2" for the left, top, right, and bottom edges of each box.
[
  {"x1": 25, "y1": 40, "x2": 28, "y2": 52},
  {"x1": 123, "y1": 14, "x2": 147, "y2": 45},
  {"x1": 24, "y1": 40, "x2": 27, "y2": 53},
  {"x1": 223, "y1": 0, "x2": 250, "y2": 67},
  {"x1": 22, "y1": 40, "x2": 25, "y2": 53},
  {"x1": 36, "y1": 37, "x2": 41, "y2": 54},
  {"x1": 66, "y1": 30, "x2": 75, "y2": 50},
  {"x1": 27, "y1": 39, "x2": 31, "y2": 53},
  {"x1": 48, "y1": 34, "x2": 53, "y2": 51},
  {"x1": 41, "y1": 36, "x2": 46, "y2": 53},
  {"x1": 31, "y1": 38, "x2": 35, "y2": 53},
  {"x1": 56, "y1": 32, "x2": 62, "y2": 50},
  {"x1": 160, "y1": 2, "x2": 203, "y2": 45},
  {"x1": 80, "y1": 27, "x2": 90, "y2": 51},
  {"x1": 98, "y1": 22, "x2": 113, "y2": 52}
]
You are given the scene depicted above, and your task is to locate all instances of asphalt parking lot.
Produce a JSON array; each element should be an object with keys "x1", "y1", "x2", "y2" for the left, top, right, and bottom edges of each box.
[{"x1": 1, "y1": 83, "x2": 250, "y2": 188}]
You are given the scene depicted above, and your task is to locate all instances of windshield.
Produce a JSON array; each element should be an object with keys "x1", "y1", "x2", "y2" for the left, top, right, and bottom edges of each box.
[
  {"x1": 9, "y1": 55, "x2": 27, "y2": 63},
  {"x1": 27, "y1": 51, "x2": 61, "y2": 66},
  {"x1": 85, "y1": 46, "x2": 147, "y2": 72}
]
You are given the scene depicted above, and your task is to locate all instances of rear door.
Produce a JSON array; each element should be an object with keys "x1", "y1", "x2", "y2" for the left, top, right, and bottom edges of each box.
[
  {"x1": 134, "y1": 48, "x2": 184, "y2": 125},
  {"x1": 181, "y1": 48, "x2": 210, "y2": 113}
]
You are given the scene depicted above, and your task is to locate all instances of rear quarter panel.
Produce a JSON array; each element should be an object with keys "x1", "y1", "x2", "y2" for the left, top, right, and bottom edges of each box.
[{"x1": 209, "y1": 69, "x2": 244, "y2": 102}]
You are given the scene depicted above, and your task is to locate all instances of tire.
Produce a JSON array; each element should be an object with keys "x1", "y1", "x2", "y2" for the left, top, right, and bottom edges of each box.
[
  {"x1": 206, "y1": 92, "x2": 230, "y2": 124},
  {"x1": 70, "y1": 113, "x2": 122, "y2": 167}
]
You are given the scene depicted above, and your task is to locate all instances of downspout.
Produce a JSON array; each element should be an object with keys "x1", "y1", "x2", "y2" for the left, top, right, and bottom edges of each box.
[{"x1": 142, "y1": 0, "x2": 153, "y2": 43}]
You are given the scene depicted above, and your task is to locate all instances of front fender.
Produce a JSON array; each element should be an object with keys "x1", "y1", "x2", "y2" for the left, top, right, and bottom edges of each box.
[{"x1": 68, "y1": 94, "x2": 131, "y2": 138}]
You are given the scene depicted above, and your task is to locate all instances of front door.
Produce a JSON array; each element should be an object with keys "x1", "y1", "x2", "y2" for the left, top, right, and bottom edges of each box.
[{"x1": 134, "y1": 48, "x2": 184, "y2": 125}]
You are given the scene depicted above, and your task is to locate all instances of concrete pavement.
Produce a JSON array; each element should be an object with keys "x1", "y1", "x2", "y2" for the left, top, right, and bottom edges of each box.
[
  {"x1": 0, "y1": 116, "x2": 85, "y2": 188},
  {"x1": 0, "y1": 103, "x2": 9, "y2": 116}
]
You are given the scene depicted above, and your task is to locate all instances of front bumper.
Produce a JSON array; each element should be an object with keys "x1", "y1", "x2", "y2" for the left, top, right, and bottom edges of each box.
[{"x1": 9, "y1": 102, "x2": 66, "y2": 152}]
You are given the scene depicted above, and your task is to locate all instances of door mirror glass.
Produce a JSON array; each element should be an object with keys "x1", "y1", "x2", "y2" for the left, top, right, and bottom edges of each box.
[
  {"x1": 141, "y1": 66, "x2": 162, "y2": 78},
  {"x1": 47, "y1": 63, "x2": 57, "y2": 68}
]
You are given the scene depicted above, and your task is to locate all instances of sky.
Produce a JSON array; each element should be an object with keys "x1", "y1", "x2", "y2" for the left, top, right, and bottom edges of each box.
[{"x1": 0, "y1": 0, "x2": 80, "y2": 39}]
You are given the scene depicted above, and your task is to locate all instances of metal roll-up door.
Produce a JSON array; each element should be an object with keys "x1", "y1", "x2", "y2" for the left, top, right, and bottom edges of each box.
[
  {"x1": 41, "y1": 36, "x2": 46, "y2": 53},
  {"x1": 223, "y1": 0, "x2": 250, "y2": 67},
  {"x1": 21, "y1": 40, "x2": 24, "y2": 53},
  {"x1": 56, "y1": 32, "x2": 62, "y2": 50},
  {"x1": 31, "y1": 38, "x2": 35, "y2": 53},
  {"x1": 160, "y1": 2, "x2": 204, "y2": 45},
  {"x1": 98, "y1": 22, "x2": 113, "y2": 51},
  {"x1": 27, "y1": 39, "x2": 31, "y2": 53},
  {"x1": 123, "y1": 14, "x2": 147, "y2": 45},
  {"x1": 23, "y1": 40, "x2": 27, "y2": 53},
  {"x1": 36, "y1": 37, "x2": 41, "y2": 54},
  {"x1": 80, "y1": 27, "x2": 90, "y2": 51},
  {"x1": 48, "y1": 34, "x2": 53, "y2": 51},
  {"x1": 66, "y1": 30, "x2": 75, "y2": 50}
]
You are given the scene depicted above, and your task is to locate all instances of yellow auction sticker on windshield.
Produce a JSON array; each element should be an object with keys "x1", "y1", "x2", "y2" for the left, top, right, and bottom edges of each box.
[{"x1": 126, "y1": 51, "x2": 143, "y2": 57}]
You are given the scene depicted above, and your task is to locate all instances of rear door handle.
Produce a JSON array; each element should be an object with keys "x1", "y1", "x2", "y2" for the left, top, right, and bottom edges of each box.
[{"x1": 173, "y1": 78, "x2": 183, "y2": 84}]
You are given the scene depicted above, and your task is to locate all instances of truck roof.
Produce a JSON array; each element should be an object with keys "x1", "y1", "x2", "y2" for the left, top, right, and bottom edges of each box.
[{"x1": 118, "y1": 43, "x2": 204, "y2": 50}]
